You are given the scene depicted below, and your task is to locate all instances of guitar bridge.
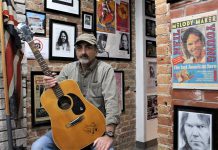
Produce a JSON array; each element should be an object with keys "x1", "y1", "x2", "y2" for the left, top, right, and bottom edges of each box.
[{"x1": 66, "y1": 115, "x2": 84, "y2": 128}]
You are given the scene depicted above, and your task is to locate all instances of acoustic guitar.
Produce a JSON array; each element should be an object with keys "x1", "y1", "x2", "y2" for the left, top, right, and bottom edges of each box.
[{"x1": 18, "y1": 23, "x2": 106, "y2": 150}]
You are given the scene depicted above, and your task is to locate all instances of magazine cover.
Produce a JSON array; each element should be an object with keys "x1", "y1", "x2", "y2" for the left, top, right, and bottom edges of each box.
[{"x1": 171, "y1": 11, "x2": 218, "y2": 89}]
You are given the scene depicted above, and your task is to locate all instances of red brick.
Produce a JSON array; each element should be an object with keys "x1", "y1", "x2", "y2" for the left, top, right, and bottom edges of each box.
[
  {"x1": 157, "y1": 74, "x2": 171, "y2": 84},
  {"x1": 172, "y1": 89, "x2": 203, "y2": 100},
  {"x1": 157, "y1": 65, "x2": 171, "y2": 74},
  {"x1": 156, "y1": 34, "x2": 170, "y2": 44},
  {"x1": 170, "y1": 8, "x2": 184, "y2": 19},
  {"x1": 204, "y1": 91, "x2": 218, "y2": 102},
  {"x1": 158, "y1": 105, "x2": 172, "y2": 115},
  {"x1": 158, "y1": 115, "x2": 172, "y2": 126},
  {"x1": 156, "y1": 24, "x2": 170, "y2": 35},
  {"x1": 186, "y1": 1, "x2": 218, "y2": 16},
  {"x1": 173, "y1": 100, "x2": 218, "y2": 109},
  {"x1": 156, "y1": 13, "x2": 170, "y2": 25},
  {"x1": 156, "y1": 45, "x2": 169, "y2": 56},
  {"x1": 157, "y1": 84, "x2": 171, "y2": 95},
  {"x1": 157, "y1": 55, "x2": 171, "y2": 64},
  {"x1": 158, "y1": 95, "x2": 172, "y2": 106}
]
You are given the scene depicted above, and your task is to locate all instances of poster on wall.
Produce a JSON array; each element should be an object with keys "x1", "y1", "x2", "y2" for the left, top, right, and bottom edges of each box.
[
  {"x1": 147, "y1": 61, "x2": 157, "y2": 93},
  {"x1": 147, "y1": 95, "x2": 158, "y2": 120},
  {"x1": 171, "y1": 11, "x2": 218, "y2": 89},
  {"x1": 95, "y1": 0, "x2": 131, "y2": 60}
]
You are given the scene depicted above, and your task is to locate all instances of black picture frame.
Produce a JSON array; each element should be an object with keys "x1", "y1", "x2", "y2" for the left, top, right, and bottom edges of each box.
[
  {"x1": 26, "y1": 10, "x2": 46, "y2": 36},
  {"x1": 167, "y1": 0, "x2": 183, "y2": 4},
  {"x1": 146, "y1": 19, "x2": 156, "y2": 37},
  {"x1": 94, "y1": 0, "x2": 132, "y2": 61},
  {"x1": 146, "y1": 40, "x2": 156, "y2": 58},
  {"x1": 49, "y1": 19, "x2": 77, "y2": 61},
  {"x1": 145, "y1": 0, "x2": 155, "y2": 18},
  {"x1": 174, "y1": 105, "x2": 218, "y2": 150},
  {"x1": 44, "y1": 0, "x2": 80, "y2": 16},
  {"x1": 31, "y1": 71, "x2": 49, "y2": 127},
  {"x1": 82, "y1": 12, "x2": 94, "y2": 32},
  {"x1": 114, "y1": 70, "x2": 125, "y2": 112}
]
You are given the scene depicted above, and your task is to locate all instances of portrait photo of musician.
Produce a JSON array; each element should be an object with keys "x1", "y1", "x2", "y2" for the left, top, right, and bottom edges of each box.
[
  {"x1": 97, "y1": 33, "x2": 109, "y2": 58},
  {"x1": 178, "y1": 111, "x2": 212, "y2": 150},
  {"x1": 119, "y1": 33, "x2": 130, "y2": 54},
  {"x1": 55, "y1": 30, "x2": 70, "y2": 51},
  {"x1": 181, "y1": 27, "x2": 206, "y2": 64},
  {"x1": 31, "y1": 33, "x2": 120, "y2": 150}
]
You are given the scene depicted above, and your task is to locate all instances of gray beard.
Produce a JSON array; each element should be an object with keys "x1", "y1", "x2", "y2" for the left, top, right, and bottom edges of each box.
[{"x1": 79, "y1": 58, "x2": 89, "y2": 64}]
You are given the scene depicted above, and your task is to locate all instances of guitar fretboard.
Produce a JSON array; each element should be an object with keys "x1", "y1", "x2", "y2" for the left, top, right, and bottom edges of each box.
[{"x1": 30, "y1": 41, "x2": 64, "y2": 99}]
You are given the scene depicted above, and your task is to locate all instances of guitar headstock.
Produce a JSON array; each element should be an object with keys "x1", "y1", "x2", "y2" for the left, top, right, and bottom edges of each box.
[{"x1": 17, "y1": 23, "x2": 34, "y2": 43}]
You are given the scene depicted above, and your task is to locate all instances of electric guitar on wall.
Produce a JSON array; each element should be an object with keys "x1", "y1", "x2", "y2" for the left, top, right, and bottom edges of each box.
[{"x1": 18, "y1": 23, "x2": 106, "y2": 150}]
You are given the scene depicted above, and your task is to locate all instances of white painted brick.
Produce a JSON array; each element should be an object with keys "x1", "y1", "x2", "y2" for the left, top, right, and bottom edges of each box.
[
  {"x1": 0, "y1": 120, "x2": 7, "y2": 131},
  {"x1": 15, "y1": 3, "x2": 26, "y2": 14},
  {"x1": 16, "y1": 138, "x2": 27, "y2": 147},
  {"x1": 14, "y1": 128, "x2": 27, "y2": 139},
  {"x1": 0, "y1": 110, "x2": 6, "y2": 120},
  {"x1": 15, "y1": 0, "x2": 25, "y2": 4},
  {"x1": 0, "y1": 99, "x2": 5, "y2": 109},
  {"x1": 16, "y1": 14, "x2": 26, "y2": 23},
  {"x1": 0, "y1": 141, "x2": 8, "y2": 150},
  {"x1": 0, "y1": 131, "x2": 8, "y2": 142}
]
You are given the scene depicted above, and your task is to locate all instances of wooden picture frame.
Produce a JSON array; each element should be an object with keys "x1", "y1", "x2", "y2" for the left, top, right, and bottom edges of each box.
[
  {"x1": 82, "y1": 12, "x2": 94, "y2": 32},
  {"x1": 44, "y1": 0, "x2": 80, "y2": 16},
  {"x1": 145, "y1": 0, "x2": 155, "y2": 18},
  {"x1": 31, "y1": 71, "x2": 49, "y2": 127},
  {"x1": 26, "y1": 10, "x2": 46, "y2": 36},
  {"x1": 94, "y1": 0, "x2": 132, "y2": 61},
  {"x1": 146, "y1": 19, "x2": 156, "y2": 37},
  {"x1": 146, "y1": 40, "x2": 156, "y2": 58},
  {"x1": 114, "y1": 70, "x2": 125, "y2": 112},
  {"x1": 174, "y1": 105, "x2": 218, "y2": 150},
  {"x1": 49, "y1": 19, "x2": 77, "y2": 61}
]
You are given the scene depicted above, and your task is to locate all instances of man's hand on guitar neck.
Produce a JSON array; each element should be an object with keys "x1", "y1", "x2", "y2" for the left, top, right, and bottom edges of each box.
[{"x1": 43, "y1": 73, "x2": 57, "y2": 89}]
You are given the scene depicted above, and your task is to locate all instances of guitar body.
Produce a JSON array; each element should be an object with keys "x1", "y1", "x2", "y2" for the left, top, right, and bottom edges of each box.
[{"x1": 41, "y1": 80, "x2": 106, "y2": 150}]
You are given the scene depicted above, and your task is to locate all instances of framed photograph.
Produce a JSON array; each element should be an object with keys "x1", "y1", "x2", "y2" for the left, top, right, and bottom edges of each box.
[
  {"x1": 174, "y1": 105, "x2": 218, "y2": 150},
  {"x1": 94, "y1": 0, "x2": 131, "y2": 61},
  {"x1": 114, "y1": 70, "x2": 125, "y2": 112},
  {"x1": 146, "y1": 19, "x2": 156, "y2": 37},
  {"x1": 30, "y1": 71, "x2": 50, "y2": 127},
  {"x1": 44, "y1": 0, "x2": 80, "y2": 16},
  {"x1": 146, "y1": 40, "x2": 156, "y2": 58},
  {"x1": 145, "y1": 0, "x2": 155, "y2": 18},
  {"x1": 146, "y1": 61, "x2": 157, "y2": 93},
  {"x1": 26, "y1": 10, "x2": 46, "y2": 36},
  {"x1": 82, "y1": 12, "x2": 94, "y2": 32},
  {"x1": 49, "y1": 19, "x2": 77, "y2": 61},
  {"x1": 147, "y1": 95, "x2": 157, "y2": 120}
]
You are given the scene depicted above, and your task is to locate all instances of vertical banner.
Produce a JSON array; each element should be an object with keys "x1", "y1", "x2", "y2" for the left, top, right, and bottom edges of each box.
[{"x1": 172, "y1": 11, "x2": 218, "y2": 89}]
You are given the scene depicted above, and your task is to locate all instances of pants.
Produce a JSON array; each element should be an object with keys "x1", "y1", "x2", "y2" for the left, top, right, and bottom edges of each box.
[{"x1": 31, "y1": 130, "x2": 114, "y2": 150}]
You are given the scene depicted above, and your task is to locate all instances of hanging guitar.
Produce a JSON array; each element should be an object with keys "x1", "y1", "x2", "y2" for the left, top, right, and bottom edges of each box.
[{"x1": 17, "y1": 23, "x2": 106, "y2": 150}]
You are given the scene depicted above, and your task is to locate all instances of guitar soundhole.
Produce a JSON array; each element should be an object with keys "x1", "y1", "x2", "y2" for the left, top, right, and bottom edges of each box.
[{"x1": 58, "y1": 96, "x2": 71, "y2": 110}]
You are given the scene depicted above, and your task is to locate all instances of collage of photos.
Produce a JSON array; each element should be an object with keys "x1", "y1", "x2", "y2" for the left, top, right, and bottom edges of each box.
[{"x1": 95, "y1": 0, "x2": 131, "y2": 60}]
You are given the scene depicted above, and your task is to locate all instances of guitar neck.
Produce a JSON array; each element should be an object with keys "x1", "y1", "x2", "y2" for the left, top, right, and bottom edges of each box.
[
  {"x1": 28, "y1": 40, "x2": 64, "y2": 98},
  {"x1": 29, "y1": 41, "x2": 52, "y2": 76}
]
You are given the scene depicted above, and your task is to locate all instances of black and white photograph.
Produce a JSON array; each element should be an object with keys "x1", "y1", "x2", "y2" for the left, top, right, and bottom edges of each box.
[
  {"x1": 97, "y1": 32, "x2": 109, "y2": 58},
  {"x1": 174, "y1": 106, "x2": 215, "y2": 150},
  {"x1": 145, "y1": 0, "x2": 155, "y2": 18},
  {"x1": 119, "y1": 33, "x2": 130, "y2": 54},
  {"x1": 45, "y1": 0, "x2": 80, "y2": 16},
  {"x1": 146, "y1": 40, "x2": 156, "y2": 58},
  {"x1": 147, "y1": 61, "x2": 157, "y2": 93},
  {"x1": 146, "y1": 19, "x2": 156, "y2": 37},
  {"x1": 26, "y1": 10, "x2": 46, "y2": 36},
  {"x1": 82, "y1": 12, "x2": 93, "y2": 31},
  {"x1": 147, "y1": 95, "x2": 158, "y2": 120},
  {"x1": 49, "y1": 19, "x2": 76, "y2": 61}
]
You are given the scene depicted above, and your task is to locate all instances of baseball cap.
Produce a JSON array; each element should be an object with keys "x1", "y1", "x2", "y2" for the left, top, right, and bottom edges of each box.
[{"x1": 74, "y1": 33, "x2": 97, "y2": 46}]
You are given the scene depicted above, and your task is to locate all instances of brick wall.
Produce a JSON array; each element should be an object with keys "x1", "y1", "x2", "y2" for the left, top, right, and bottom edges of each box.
[
  {"x1": 156, "y1": 0, "x2": 218, "y2": 149},
  {"x1": 25, "y1": 0, "x2": 136, "y2": 150}
]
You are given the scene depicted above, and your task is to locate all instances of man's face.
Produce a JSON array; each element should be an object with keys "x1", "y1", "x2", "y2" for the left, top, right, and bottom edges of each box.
[
  {"x1": 184, "y1": 113, "x2": 210, "y2": 150},
  {"x1": 186, "y1": 34, "x2": 204, "y2": 58},
  {"x1": 75, "y1": 42, "x2": 97, "y2": 65},
  {"x1": 61, "y1": 32, "x2": 67, "y2": 43}
]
